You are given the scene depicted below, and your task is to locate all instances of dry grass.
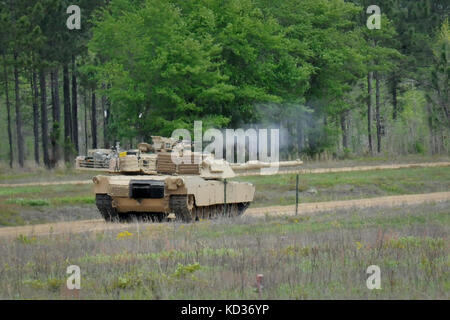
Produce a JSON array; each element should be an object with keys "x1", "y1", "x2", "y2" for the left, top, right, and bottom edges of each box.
[{"x1": 0, "y1": 201, "x2": 448, "y2": 300}]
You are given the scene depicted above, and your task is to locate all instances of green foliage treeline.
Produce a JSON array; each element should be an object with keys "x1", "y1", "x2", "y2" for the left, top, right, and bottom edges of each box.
[{"x1": 0, "y1": 0, "x2": 448, "y2": 168}]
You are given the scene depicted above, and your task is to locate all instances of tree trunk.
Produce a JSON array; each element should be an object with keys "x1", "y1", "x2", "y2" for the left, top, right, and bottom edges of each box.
[
  {"x1": 340, "y1": 110, "x2": 348, "y2": 150},
  {"x1": 296, "y1": 118, "x2": 304, "y2": 157},
  {"x1": 31, "y1": 71, "x2": 40, "y2": 164},
  {"x1": 91, "y1": 89, "x2": 97, "y2": 148},
  {"x1": 84, "y1": 90, "x2": 88, "y2": 154},
  {"x1": 71, "y1": 55, "x2": 79, "y2": 153},
  {"x1": 2, "y1": 53, "x2": 13, "y2": 168},
  {"x1": 101, "y1": 84, "x2": 109, "y2": 148},
  {"x1": 392, "y1": 74, "x2": 398, "y2": 120},
  {"x1": 375, "y1": 71, "x2": 382, "y2": 154},
  {"x1": 367, "y1": 72, "x2": 373, "y2": 155},
  {"x1": 63, "y1": 63, "x2": 72, "y2": 162},
  {"x1": 50, "y1": 68, "x2": 61, "y2": 166},
  {"x1": 426, "y1": 104, "x2": 435, "y2": 155},
  {"x1": 39, "y1": 69, "x2": 50, "y2": 168},
  {"x1": 13, "y1": 52, "x2": 25, "y2": 167}
]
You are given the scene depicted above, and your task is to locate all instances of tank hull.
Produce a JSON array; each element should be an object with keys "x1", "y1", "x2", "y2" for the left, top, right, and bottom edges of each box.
[{"x1": 93, "y1": 175, "x2": 254, "y2": 222}]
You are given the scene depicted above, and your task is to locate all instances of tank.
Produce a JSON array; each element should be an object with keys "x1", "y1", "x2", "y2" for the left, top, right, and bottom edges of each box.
[{"x1": 77, "y1": 137, "x2": 303, "y2": 222}]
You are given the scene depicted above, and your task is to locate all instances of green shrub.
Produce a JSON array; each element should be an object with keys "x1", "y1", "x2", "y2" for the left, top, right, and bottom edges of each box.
[
  {"x1": 173, "y1": 263, "x2": 201, "y2": 278},
  {"x1": 16, "y1": 234, "x2": 37, "y2": 245},
  {"x1": 6, "y1": 198, "x2": 50, "y2": 206}
]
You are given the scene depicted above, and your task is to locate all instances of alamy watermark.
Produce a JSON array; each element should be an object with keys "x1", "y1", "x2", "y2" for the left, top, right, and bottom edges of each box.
[
  {"x1": 66, "y1": 5, "x2": 81, "y2": 30},
  {"x1": 367, "y1": 5, "x2": 381, "y2": 30},
  {"x1": 366, "y1": 265, "x2": 381, "y2": 290},
  {"x1": 171, "y1": 121, "x2": 280, "y2": 174},
  {"x1": 66, "y1": 265, "x2": 81, "y2": 290}
]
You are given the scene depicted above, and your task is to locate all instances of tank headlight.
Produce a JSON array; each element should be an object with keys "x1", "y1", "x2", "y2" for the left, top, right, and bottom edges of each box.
[
  {"x1": 93, "y1": 177, "x2": 99, "y2": 184},
  {"x1": 176, "y1": 178, "x2": 184, "y2": 186}
]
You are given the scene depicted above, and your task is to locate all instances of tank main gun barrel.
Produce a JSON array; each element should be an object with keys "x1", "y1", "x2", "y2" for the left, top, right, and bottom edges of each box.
[
  {"x1": 230, "y1": 159, "x2": 304, "y2": 177},
  {"x1": 230, "y1": 159, "x2": 303, "y2": 170}
]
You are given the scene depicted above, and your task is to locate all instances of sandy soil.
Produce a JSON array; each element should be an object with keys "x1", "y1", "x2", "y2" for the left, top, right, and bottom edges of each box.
[
  {"x1": 0, "y1": 191, "x2": 448, "y2": 238},
  {"x1": 0, "y1": 180, "x2": 93, "y2": 187},
  {"x1": 246, "y1": 191, "x2": 450, "y2": 216},
  {"x1": 236, "y1": 161, "x2": 450, "y2": 176}
]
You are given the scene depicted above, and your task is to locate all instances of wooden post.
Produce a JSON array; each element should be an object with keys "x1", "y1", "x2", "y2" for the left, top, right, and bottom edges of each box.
[
  {"x1": 256, "y1": 274, "x2": 263, "y2": 299},
  {"x1": 223, "y1": 179, "x2": 227, "y2": 216},
  {"x1": 295, "y1": 174, "x2": 299, "y2": 215}
]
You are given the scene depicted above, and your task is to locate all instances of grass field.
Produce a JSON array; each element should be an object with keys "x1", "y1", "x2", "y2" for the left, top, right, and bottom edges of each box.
[
  {"x1": 0, "y1": 164, "x2": 448, "y2": 300},
  {"x1": 238, "y1": 166, "x2": 450, "y2": 207},
  {"x1": 0, "y1": 201, "x2": 448, "y2": 299},
  {"x1": 0, "y1": 166, "x2": 449, "y2": 226},
  {"x1": 0, "y1": 183, "x2": 97, "y2": 226}
]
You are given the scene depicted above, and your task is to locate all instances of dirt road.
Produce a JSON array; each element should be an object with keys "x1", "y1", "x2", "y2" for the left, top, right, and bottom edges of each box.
[
  {"x1": 0, "y1": 191, "x2": 448, "y2": 238},
  {"x1": 236, "y1": 161, "x2": 450, "y2": 176},
  {"x1": 0, "y1": 161, "x2": 449, "y2": 187},
  {"x1": 246, "y1": 191, "x2": 450, "y2": 216}
]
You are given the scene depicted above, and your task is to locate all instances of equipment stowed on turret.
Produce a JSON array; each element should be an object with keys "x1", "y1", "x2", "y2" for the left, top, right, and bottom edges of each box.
[{"x1": 76, "y1": 136, "x2": 303, "y2": 222}]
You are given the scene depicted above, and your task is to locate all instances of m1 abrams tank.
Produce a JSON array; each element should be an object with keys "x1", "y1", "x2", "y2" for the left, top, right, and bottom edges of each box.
[{"x1": 76, "y1": 136, "x2": 303, "y2": 222}]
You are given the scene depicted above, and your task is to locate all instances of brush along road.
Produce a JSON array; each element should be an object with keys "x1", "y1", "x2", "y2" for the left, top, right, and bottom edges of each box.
[{"x1": 0, "y1": 191, "x2": 448, "y2": 238}]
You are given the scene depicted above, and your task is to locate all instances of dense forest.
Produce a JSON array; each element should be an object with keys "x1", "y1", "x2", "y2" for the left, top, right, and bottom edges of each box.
[{"x1": 0, "y1": 0, "x2": 448, "y2": 168}]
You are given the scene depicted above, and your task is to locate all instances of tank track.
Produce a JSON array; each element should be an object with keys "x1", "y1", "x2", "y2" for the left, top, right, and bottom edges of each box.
[
  {"x1": 96, "y1": 194, "x2": 250, "y2": 223},
  {"x1": 118, "y1": 212, "x2": 165, "y2": 223},
  {"x1": 170, "y1": 195, "x2": 250, "y2": 222},
  {"x1": 96, "y1": 194, "x2": 165, "y2": 223}
]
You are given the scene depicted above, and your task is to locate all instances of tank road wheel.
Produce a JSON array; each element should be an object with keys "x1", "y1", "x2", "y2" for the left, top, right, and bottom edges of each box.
[
  {"x1": 194, "y1": 206, "x2": 202, "y2": 221},
  {"x1": 96, "y1": 194, "x2": 119, "y2": 222},
  {"x1": 154, "y1": 213, "x2": 167, "y2": 222},
  {"x1": 237, "y1": 202, "x2": 250, "y2": 216},
  {"x1": 170, "y1": 195, "x2": 194, "y2": 222},
  {"x1": 192, "y1": 206, "x2": 200, "y2": 221},
  {"x1": 211, "y1": 205, "x2": 219, "y2": 218},
  {"x1": 229, "y1": 203, "x2": 238, "y2": 217},
  {"x1": 200, "y1": 206, "x2": 210, "y2": 220}
]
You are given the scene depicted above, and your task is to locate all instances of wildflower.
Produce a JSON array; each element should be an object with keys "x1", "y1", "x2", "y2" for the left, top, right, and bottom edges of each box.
[{"x1": 117, "y1": 230, "x2": 133, "y2": 239}]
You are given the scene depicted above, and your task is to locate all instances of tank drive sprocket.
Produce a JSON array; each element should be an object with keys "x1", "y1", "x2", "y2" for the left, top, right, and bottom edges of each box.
[
  {"x1": 96, "y1": 194, "x2": 119, "y2": 222},
  {"x1": 170, "y1": 195, "x2": 194, "y2": 222}
]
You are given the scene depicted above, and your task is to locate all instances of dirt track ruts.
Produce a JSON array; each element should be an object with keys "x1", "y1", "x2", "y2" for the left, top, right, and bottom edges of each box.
[
  {"x1": 0, "y1": 161, "x2": 449, "y2": 187},
  {"x1": 0, "y1": 191, "x2": 448, "y2": 238}
]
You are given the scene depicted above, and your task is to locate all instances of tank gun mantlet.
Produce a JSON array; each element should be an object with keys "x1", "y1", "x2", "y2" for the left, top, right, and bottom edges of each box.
[
  {"x1": 151, "y1": 136, "x2": 180, "y2": 152},
  {"x1": 138, "y1": 142, "x2": 153, "y2": 153},
  {"x1": 199, "y1": 157, "x2": 236, "y2": 179}
]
